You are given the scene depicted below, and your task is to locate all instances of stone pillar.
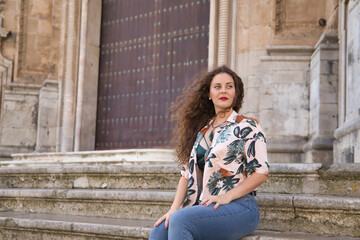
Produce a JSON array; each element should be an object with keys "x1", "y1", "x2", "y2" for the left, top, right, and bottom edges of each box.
[
  {"x1": 59, "y1": 0, "x2": 81, "y2": 152},
  {"x1": 217, "y1": 0, "x2": 229, "y2": 66},
  {"x1": 303, "y1": 32, "x2": 339, "y2": 164},
  {"x1": 208, "y1": 0, "x2": 237, "y2": 70},
  {"x1": 74, "y1": 0, "x2": 101, "y2": 151},
  {"x1": 35, "y1": 80, "x2": 59, "y2": 152},
  {"x1": 259, "y1": 46, "x2": 313, "y2": 163}
]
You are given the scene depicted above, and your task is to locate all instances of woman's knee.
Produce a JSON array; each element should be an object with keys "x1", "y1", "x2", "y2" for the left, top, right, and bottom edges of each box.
[{"x1": 149, "y1": 222, "x2": 168, "y2": 240}]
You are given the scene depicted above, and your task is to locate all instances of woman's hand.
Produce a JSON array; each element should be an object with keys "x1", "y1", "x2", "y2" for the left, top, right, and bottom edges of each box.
[
  {"x1": 200, "y1": 194, "x2": 232, "y2": 210},
  {"x1": 153, "y1": 207, "x2": 178, "y2": 229}
]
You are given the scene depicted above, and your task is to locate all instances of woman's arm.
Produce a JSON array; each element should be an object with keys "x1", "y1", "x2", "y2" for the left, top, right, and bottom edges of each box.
[
  {"x1": 201, "y1": 172, "x2": 268, "y2": 210},
  {"x1": 154, "y1": 176, "x2": 188, "y2": 229}
]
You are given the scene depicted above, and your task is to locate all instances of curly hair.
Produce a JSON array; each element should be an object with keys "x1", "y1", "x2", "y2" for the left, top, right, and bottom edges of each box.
[{"x1": 170, "y1": 65, "x2": 244, "y2": 165}]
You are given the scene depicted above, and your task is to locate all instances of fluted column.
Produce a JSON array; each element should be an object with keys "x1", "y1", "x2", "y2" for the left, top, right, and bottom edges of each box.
[
  {"x1": 217, "y1": 0, "x2": 229, "y2": 66},
  {"x1": 60, "y1": 0, "x2": 78, "y2": 152}
]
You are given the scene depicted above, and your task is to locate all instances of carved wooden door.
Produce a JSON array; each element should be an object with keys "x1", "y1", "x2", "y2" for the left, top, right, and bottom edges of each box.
[{"x1": 96, "y1": 0, "x2": 210, "y2": 149}]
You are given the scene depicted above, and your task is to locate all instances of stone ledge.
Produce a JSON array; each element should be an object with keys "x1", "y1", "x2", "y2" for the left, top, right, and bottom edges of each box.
[
  {"x1": 5, "y1": 149, "x2": 176, "y2": 167},
  {"x1": 0, "y1": 212, "x2": 151, "y2": 239},
  {"x1": 0, "y1": 188, "x2": 175, "y2": 202},
  {"x1": 243, "y1": 230, "x2": 359, "y2": 240},
  {"x1": 257, "y1": 193, "x2": 360, "y2": 211},
  {"x1": 0, "y1": 212, "x2": 358, "y2": 240},
  {"x1": 0, "y1": 163, "x2": 180, "y2": 174}
]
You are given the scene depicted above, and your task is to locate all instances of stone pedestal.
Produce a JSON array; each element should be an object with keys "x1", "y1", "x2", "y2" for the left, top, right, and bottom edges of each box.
[{"x1": 303, "y1": 32, "x2": 339, "y2": 163}]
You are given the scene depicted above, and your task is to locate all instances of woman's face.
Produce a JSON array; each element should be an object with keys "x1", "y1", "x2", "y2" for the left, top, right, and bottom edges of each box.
[{"x1": 209, "y1": 73, "x2": 236, "y2": 113}]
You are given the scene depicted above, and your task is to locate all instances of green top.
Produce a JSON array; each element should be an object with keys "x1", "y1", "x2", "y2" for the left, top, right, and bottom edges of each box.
[
  {"x1": 196, "y1": 133, "x2": 212, "y2": 171},
  {"x1": 196, "y1": 144, "x2": 207, "y2": 171}
]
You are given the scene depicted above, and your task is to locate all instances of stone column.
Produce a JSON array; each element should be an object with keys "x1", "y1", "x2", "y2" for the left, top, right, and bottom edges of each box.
[
  {"x1": 303, "y1": 32, "x2": 339, "y2": 163},
  {"x1": 60, "y1": 0, "x2": 80, "y2": 152},
  {"x1": 208, "y1": 0, "x2": 237, "y2": 70},
  {"x1": 217, "y1": 0, "x2": 229, "y2": 66},
  {"x1": 74, "y1": 0, "x2": 101, "y2": 151}
]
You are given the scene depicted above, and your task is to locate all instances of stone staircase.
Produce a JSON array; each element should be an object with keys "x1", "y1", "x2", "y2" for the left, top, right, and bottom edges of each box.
[{"x1": 0, "y1": 152, "x2": 359, "y2": 239}]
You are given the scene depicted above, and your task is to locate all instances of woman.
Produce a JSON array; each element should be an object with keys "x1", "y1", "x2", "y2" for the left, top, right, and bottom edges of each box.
[{"x1": 149, "y1": 66, "x2": 269, "y2": 240}]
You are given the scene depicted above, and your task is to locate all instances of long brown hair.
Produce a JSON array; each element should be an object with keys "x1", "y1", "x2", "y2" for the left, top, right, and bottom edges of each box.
[{"x1": 170, "y1": 65, "x2": 244, "y2": 165}]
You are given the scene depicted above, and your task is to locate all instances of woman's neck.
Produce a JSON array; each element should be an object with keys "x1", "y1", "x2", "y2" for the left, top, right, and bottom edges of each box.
[{"x1": 213, "y1": 109, "x2": 233, "y2": 125}]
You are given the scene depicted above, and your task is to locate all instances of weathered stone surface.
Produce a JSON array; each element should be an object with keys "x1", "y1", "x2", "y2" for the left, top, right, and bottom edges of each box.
[
  {"x1": 0, "y1": 188, "x2": 174, "y2": 220},
  {"x1": 257, "y1": 193, "x2": 360, "y2": 237},
  {"x1": 0, "y1": 212, "x2": 152, "y2": 240},
  {"x1": 0, "y1": 164, "x2": 180, "y2": 189},
  {"x1": 243, "y1": 230, "x2": 360, "y2": 240}
]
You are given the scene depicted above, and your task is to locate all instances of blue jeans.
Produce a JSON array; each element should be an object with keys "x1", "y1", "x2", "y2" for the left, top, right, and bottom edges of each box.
[{"x1": 149, "y1": 194, "x2": 259, "y2": 240}]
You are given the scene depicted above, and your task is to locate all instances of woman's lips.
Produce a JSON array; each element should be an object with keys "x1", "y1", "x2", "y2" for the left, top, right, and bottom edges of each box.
[{"x1": 219, "y1": 97, "x2": 228, "y2": 101}]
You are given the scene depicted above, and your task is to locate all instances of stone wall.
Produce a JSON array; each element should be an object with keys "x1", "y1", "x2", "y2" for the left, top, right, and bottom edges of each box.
[
  {"x1": 334, "y1": 0, "x2": 360, "y2": 163},
  {"x1": 0, "y1": 0, "x2": 358, "y2": 165},
  {"x1": 236, "y1": 0, "x2": 333, "y2": 163},
  {"x1": 0, "y1": 0, "x2": 64, "y2": 158}
]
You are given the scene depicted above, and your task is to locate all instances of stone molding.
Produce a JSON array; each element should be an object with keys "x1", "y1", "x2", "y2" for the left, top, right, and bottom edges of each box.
[
  {"x1": 302, "y1": 136, "x2": 334, "y2": 151},
  {"x1": 334, "y1": 117, "x2": 360, "y2": 139}
]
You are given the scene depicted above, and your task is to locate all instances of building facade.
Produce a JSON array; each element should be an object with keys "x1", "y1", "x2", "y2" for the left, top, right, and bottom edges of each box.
[{"x1": 0, "y1": 0, "x2": 359, "y2": 165}]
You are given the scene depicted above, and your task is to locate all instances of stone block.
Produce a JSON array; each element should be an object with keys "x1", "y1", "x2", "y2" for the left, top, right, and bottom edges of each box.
[
  {"x1": 73, "y1": 177, "x2": 89, "y2": 189},
  {"x1": 37, "y1": 18, "x2": 52, "y2": 35},
  {"x1": 284, "y1": 0, "x2": 327, "y2": 23},
  {"x1": 319, "y1": 74, "x2": 338, "y2": 104},
  {"x1": 30, "y1": 0, "x2": 52, "y2": 17},
  {"x1": 259, "y1": 60, "x2": 310, "y2": 71},
  {"x1": 259, "y1": 108, "x2": 309, "y2": 138},
  {"x1": 320, "y1": 60, "x2": 339, "y2": 75},
  {"x1": 318, "y1": 103, "x2": 338, "y2": 135},
  {"x1": 305, "y1": 149, "x2": 333, "y2": 164},
  {"x1": 242, "y1": 87, "x2": 259, "y2": 113},
  {"x1": 248, "y1": 26, "x2": 272, "y2": 50},
  {"x1": 237, "y1": 0, "x2": 251, "y2": 28},
  {"x1": 237, "y1": 29, "x2": 249, "y2": 51},
  {"x1": 319, "y1": 49, "x2": 339, "y2": 61},
  {"x1": 1, "y1": 128, "x2": 36, "y2": 147},
  {"x1": 249, "y1": 0, "x2": 273, "y2": 26}
]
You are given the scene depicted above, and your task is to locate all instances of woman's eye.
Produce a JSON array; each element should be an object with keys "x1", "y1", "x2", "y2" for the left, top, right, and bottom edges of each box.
[
  {"x1": 227, "y1": 85, "x2": 233, "y2": 88},
  {"x1": 214, "y1": 86, "x2": 220, "y2": 89}
]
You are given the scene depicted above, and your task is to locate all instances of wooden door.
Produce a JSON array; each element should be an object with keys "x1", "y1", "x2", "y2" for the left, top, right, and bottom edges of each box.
[{"x1": 96, "y1": 0, "x2": 210, "y2": 150}]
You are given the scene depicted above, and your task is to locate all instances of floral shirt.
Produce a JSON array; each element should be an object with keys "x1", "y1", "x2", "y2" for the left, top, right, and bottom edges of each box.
[{"x1": 181, "y1": 110, "x2": 269, "y2": 207}]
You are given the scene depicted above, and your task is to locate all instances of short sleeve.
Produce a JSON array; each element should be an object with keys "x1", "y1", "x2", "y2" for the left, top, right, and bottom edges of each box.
[
  {"x1": 180, "y1": 165, "x2": 191, "y2": 180},
  {"x1": 243, "y1": 122, "x2": 269, "y2": 176}
]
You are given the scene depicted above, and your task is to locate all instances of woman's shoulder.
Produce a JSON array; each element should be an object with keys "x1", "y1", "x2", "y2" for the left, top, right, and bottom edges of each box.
[{"x1": 235, "y1": 114, "x2": 259, "y2": 126}]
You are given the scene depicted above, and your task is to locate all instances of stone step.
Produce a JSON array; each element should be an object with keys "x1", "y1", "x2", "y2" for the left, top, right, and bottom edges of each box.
[
  {"x1": 244, "y1": 230, "x2": 360, "y2": 240},
  {"x1": 0, "y1": 163, "x2": 359, "y2": 197},
  {"x1": 0, "y1": 188, "x2": 174, "y2": 220},
  {"x1": 257, "y1": 193, "x2": 360, "y2": 238},
  {"x1": 0, "y1": 164, "x2": 180, "y2": 190},
  {"x1": 0, "y1": 211, "x2": 152, "y2": 239},
  {"x1": 0, "y1": 189, "x2": 359, "y2": 237},
  {"x1": 0, "y1": 212, "x2": 358, "y2": 240}
]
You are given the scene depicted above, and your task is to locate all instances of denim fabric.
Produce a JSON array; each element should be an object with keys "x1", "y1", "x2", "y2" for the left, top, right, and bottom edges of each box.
[{"x1": 149, "y1": 194, "x2": 259, "y2": 240}]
